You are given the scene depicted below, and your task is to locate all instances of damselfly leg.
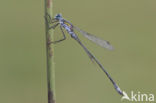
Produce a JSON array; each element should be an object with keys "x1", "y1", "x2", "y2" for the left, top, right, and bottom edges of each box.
[
  {"x1": 45, "y1": 13, "x2": 66, "y2": 44},
  {"x1": 45, "y1": 13, "x2": 58, "y2": 24},
  {"x1": 49, "y1": 26, "x2": 66, "y2": 44},
  {"x1": 48, "y1": 23, "x2": 60, "y2": 29}
]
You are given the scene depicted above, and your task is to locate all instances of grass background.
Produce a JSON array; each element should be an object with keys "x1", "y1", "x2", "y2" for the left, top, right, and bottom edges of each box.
[{"x1": 0, "y1": 0, "x2": 156, "y2": 103}]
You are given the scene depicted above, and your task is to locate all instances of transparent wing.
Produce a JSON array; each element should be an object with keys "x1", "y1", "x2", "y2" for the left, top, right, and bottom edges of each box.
[{"x1": 73, "y1": 26, "x2": 114, "y2": 50}]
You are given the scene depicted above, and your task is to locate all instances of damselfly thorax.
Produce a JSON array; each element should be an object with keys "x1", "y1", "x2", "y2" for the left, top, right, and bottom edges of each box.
[{"x1": 60, "y1": 20, "x2": 77, "y2": 38}]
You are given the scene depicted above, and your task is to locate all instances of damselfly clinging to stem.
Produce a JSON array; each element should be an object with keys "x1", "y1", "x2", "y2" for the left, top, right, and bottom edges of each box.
[{"x1": 45, "y1": 13, "x2": 123, "y2": 96}]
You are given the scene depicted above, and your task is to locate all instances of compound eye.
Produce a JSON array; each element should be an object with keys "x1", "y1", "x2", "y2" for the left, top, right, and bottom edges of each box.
[{"x1": 58, "y1": 14, "x2": 62, "y2": 17}]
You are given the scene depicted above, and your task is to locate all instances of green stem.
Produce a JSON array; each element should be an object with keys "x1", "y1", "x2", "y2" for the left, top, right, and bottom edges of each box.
[{"x1": 44, "y1": 0, "x2": 56, "y2": 103}]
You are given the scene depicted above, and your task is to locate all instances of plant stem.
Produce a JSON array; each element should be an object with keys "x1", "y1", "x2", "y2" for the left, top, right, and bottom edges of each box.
[{"x1": 44, "y1": 0, "x2": 56, "y2": 103}]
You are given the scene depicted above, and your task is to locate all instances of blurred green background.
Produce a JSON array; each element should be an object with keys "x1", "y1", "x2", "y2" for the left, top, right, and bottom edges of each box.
[{"x1": 0, "y1": 0, "x2": 156, "y2": 103}]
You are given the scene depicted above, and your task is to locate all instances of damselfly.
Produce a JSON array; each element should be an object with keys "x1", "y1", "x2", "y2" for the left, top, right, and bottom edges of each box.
[{"x1": 45, "y1": 13, "x2": 123, "y2": 96}]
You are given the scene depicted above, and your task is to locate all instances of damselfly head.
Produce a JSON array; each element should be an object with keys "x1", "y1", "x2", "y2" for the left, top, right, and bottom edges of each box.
[{"x1": 55, "y1": 13, "x2": 62, "y2": 20}]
